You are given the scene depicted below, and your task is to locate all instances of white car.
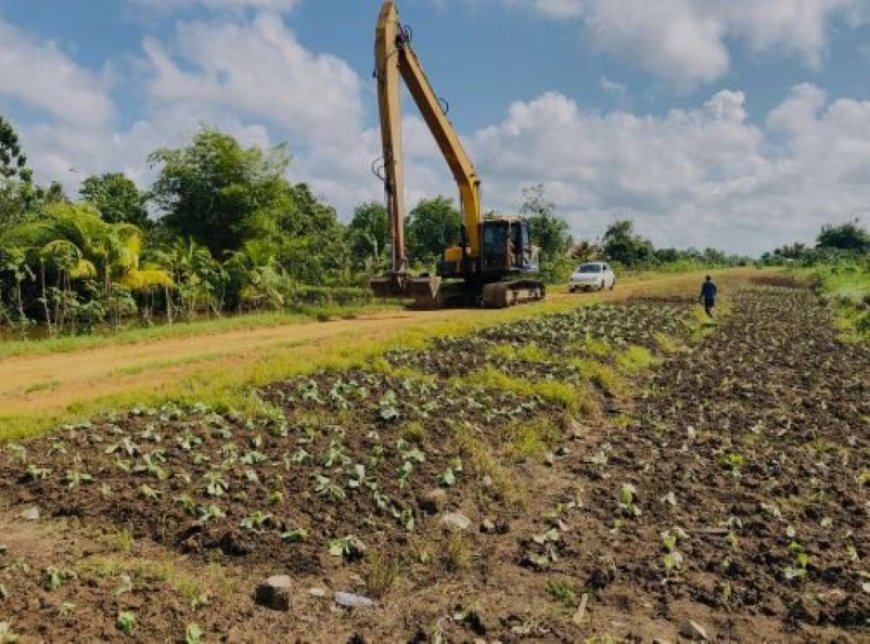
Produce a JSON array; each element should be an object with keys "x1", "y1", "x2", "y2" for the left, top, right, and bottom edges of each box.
[{"x1": 569, "y1": 262, "x2": 616, "y2": 292}]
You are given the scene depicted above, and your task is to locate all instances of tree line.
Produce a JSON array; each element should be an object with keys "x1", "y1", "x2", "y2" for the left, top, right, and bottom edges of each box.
[
  {"x1": 760, "y1": 220, "x2": 870, "y2": 265},
  {"x1": 1, "y1": 114, "x2": 793, "y2": 336}
]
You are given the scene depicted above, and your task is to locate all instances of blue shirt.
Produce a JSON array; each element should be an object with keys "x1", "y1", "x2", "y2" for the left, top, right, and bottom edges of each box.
[{"x1": 701, "y1": 281, "x2": 717, "y2": 301}]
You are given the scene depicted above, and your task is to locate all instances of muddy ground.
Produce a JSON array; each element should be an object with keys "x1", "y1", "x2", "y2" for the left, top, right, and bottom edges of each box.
[{"x1": 0, "y1": 278, "x2": 867, "y2": 642}]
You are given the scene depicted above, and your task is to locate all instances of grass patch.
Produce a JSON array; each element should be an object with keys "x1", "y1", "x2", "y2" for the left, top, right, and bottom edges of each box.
[
  {"x1": 569, "y1": 359, "x2": 627, "y2": 398},
  {"x1": 584, "y1": 337, "x2": 611, "y2": 358},
  {"x1": 465, "y1": 366, "x2": 581, "y2": 412},
  {"x1": 547, "y1": 579, "x2": 581, "y2": 612},
  {"x1": 451, "y1": 422, "x2": 524, "y2": 507},
  {"x1": 502, "y1": 417, "x2": 562, "y2": 461},
  {"x1": 78, "y1": 554, "x2": 234, "y2": 605},
  {"x1": 440, "y1": 531, "x2": 472, "y2": 572},
  {"x1": 615, "y1": 345, "x2": 655, "y2": 373},
  {"x1": 812, "y1": 262, "x2": 870, "y2": 343},
  {"x1": 653, "y1": 333, "x2": 682, "y2": 354},
  {"x1": 363, "y1": 551, "x2": 400, "y2": 598},
  {"x1": 23, "y1": 380, "x2": 60, "y2": 394}
]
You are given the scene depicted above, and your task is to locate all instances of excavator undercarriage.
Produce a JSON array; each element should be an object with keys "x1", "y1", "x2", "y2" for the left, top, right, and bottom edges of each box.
[{"x1": 371, "y1": 274, "x2": 545, "y2": 309}]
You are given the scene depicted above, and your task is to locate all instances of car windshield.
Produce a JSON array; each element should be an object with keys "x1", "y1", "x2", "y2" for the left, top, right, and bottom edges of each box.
[{"x1": 578, "y1": 264, "x2": 602, "y2": 273}]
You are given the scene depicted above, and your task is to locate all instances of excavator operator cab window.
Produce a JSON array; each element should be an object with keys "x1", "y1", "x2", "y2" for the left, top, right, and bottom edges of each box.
[{"x1": 482, "y1": 221, "x2": 509, "y2": 271}]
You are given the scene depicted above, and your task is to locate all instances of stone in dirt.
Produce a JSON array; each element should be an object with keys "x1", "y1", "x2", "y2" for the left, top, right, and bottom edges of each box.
[
  {"x1": 254, "y1": 575, "x2": 292, "y2": 611},
  {"x1": 334, "y1": 592, "x2": 375, "y2": 608},
  {"x1": 679, "y1": 620, "x2": 709, "y2": 641},
  {"x1": 441, "y1": 512, "x2": 472, "y2": 531},
  {"x1": 418, "y1": 489, "x2": 447, "y2": 515},
  {"x1": 572, "y1": 593, "x2": 589, "y2": 625},
  {"x1": 19, "y1": 507, "x2": 40, "y2": 521}
]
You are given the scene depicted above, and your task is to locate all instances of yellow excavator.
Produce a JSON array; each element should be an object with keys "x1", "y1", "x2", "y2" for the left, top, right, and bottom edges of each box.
[{"x1": 369, "y1": 0, "x2": 545, "y2": 308}]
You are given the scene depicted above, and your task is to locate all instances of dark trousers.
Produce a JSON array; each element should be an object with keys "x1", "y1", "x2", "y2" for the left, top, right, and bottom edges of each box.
[{"x1": 703, "y1": 298, "x2": 715, "y2": 317}]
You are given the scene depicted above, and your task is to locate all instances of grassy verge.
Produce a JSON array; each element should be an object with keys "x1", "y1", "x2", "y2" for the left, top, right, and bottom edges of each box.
[
  {"x1": 0, "y1": 302, "x2": 404, "y2": 359},
  {"x1": 811, "y1": 262, "x2": 870, "y2": 342}
]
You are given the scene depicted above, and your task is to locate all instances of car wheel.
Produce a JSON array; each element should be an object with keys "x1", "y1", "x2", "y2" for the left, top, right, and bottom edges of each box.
[{"x1": 600, "y1": 280, "x2": 605, "y2": 290}]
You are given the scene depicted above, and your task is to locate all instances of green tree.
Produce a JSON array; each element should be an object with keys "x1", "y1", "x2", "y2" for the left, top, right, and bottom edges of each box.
[
  {"x1": 348, "y1": 201, "x2": 389, "y2": 269},
  {"x1": 816, "y1": 220, "x2": 870, "y2": 253},
  {"x1": 148, "y1": 128, "x2": 292, "y2": 256},
  {"x1": 0, "y1": 115, "x2": 36, "y2": 228},
  {"x1": 80, "y1": 173, "x2": 149, "y2": 227},
  {"x1": 406, "y1": 196, "x2": 461, "y2": 266},
  {"x1": 0, "y1": 116, "x2": 29, "y2": 183},
  {"x1": 519, "y1": 184, "x2": 572, "y2": 281},
  {"x1": 271, "y1": 183, "x2": 351, "y2": 285},
  {"x1": 602, "y1": 220, "x2": 654, "y2": 267}
]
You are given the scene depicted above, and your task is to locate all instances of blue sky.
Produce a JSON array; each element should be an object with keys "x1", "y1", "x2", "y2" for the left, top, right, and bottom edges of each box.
[{"x1": 2, "y1": 0, "x2": 870, "y2": 254}]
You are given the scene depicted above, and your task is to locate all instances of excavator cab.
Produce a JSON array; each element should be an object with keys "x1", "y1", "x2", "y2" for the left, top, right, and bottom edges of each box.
[{"x1": 440, "y1": 218, "x2": 538, "y2": 278}]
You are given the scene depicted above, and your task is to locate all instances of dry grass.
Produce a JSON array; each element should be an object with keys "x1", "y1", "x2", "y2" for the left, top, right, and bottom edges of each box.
[
  {"x1": 439, "y1": 531, "x2": 472, "y2": 572},
  {"x1": 363, "y1": 551, "x2": 401, "y2": 598}
]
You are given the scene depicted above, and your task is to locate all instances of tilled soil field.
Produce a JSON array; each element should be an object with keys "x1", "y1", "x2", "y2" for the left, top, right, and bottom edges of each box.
[{"x1": 0, "y1": 280, "x2": 867, "y2": 642}]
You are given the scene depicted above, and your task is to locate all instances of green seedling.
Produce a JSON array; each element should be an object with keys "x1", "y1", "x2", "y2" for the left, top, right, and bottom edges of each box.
[
  {"x1": 41, "y1": 566, "x2": 76, "y2": 591},
  {"x1": 138, "y1": 484, "x2": 161, "y2": 500},
  {"x1": 65, "y1": 470, "x2": 94, "y2": 489},
  {"x1": 313, "y1": 475, "x2": 346, "y2": 501},
  {"x1": 329, "y1": 535, "x2": 364, "y2": 560},
  {"x1": 239, "y1": 511, "x2": 272, "y2": 530},
  {"x1": 281, "y1": 528, "x2": 309, "y2": 543},
  {"x1": 117, "y1": 611, "x2": 136, "y2": 636},
  {"x1": 197, "y1": 505, "x2": 226, "y2": 522},
  {"x1": 185, "y1": 623, "x2": 204, "y2": 644},
  {"x1": 25, "y1": 464, "x2": 51, "y2": 481},
  {"x1": 617, "y1": 483, "x2": 641, "y2": 517}
]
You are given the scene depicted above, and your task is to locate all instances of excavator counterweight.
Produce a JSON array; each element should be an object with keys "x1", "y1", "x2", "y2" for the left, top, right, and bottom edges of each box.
[{"x1": 369, "y1": 0, "x2": 544, "y2": 309}]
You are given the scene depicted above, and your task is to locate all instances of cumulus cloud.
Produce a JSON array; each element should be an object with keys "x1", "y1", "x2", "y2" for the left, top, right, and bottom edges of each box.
[
  {"x1": 450, "y1": 87, "x2": 870, "y2": 253},
  {"x1": 504, "y1": 0, "x2": 870, "y2": 88},
  {"x1": 0, "y1": 19, "x2": 114, "y2": 128},
  {"x1": 8, "y1": 10, "x2": 375, "y2": 213},
  {"x1": 142, "y1": 13, "x2": 365, "y2": 148}
]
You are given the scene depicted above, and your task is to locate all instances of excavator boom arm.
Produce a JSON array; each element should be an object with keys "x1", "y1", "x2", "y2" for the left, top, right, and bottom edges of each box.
[{"x1": 375, "y1": 0, "x2": 482, "y2": 263}]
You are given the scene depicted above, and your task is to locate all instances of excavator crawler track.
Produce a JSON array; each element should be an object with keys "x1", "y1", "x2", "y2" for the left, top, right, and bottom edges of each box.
[{"x1": 481, "y1": 280, "x2": 546, "y2": 308}]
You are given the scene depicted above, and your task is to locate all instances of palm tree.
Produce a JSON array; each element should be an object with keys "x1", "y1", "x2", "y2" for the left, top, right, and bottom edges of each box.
[
  {"x1": 224, "y1": 239, "x2": 285, "y2": 312},
  {"x1": 1, "y1": 202, "x2": 172, "y2": 331}
]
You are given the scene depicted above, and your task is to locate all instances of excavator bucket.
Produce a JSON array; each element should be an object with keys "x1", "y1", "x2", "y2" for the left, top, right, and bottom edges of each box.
[
  {"x1": 369, "y1": 273, "x2": 408, "y2": 299},
  {"x1": 408, "y1": 275, "x2": 442, "y2": 308}
]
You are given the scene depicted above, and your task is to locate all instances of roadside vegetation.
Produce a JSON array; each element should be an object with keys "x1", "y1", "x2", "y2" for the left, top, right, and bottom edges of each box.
[{"x1": 760, "y1": 220, "x2": 870, "y2": 341}]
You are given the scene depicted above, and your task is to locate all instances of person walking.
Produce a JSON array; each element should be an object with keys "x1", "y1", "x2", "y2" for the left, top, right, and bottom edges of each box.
[{"x1": 700, "y1": 275, "x2": 717, "y2": 318}]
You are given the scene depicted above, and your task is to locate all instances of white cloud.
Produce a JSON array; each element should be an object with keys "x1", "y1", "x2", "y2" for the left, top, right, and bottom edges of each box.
[
  {"x1": 143, "y1": 13, "x2": 364, "y2": 148},
  {"x1": 504, "y1": 0, "x2": 870, "y2": 88},
  {"x1": 0, "y1": 19, "x2": 114, "y2": 127},
  {"x1": 446, "y1": 86, "x2": 870, "y2": 254}
]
